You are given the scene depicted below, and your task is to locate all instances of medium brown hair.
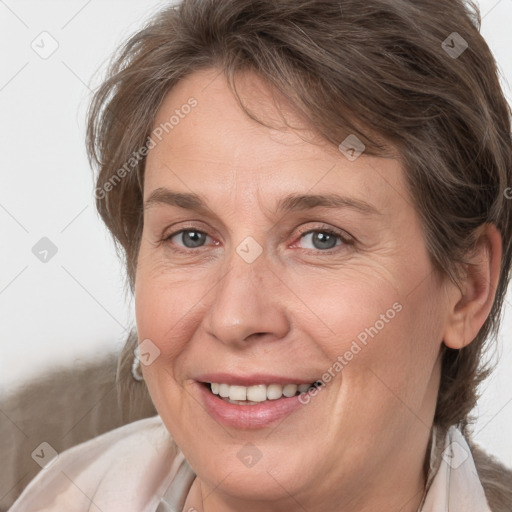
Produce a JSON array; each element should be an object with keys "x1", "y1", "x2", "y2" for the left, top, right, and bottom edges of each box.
[{"x1": 86, "y1": 0, "x2": 512, "y2": 431}]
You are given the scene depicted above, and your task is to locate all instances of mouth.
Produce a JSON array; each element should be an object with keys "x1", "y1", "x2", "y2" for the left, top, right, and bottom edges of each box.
[
  {"x1": 202, "y1": 381, "x2": 322, "y2": 405},
  {"x1": 194, "y1": 373, "x2": 325, "y2": 429}
]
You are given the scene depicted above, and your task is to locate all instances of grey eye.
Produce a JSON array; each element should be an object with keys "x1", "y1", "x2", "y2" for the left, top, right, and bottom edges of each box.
[
  {"x1": 300, "y1": 231, "x2": 340, "y2": 250},
  {"x1": 175, "y1": 230, "x2": 208, "y2": 248}
]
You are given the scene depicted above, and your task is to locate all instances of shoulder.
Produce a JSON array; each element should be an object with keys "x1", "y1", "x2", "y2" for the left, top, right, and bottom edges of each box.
[
  {"x1": 470, "y1": 440, "x2": 512, "y2": 512},
  {"x1": 9, "y1": 415, "x2": 181, "y2": 512}
]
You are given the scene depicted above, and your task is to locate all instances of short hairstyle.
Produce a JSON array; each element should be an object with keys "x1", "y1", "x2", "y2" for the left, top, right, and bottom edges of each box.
[{"x1": 86, "y1": 0, "x2": 512, "y2": 431}]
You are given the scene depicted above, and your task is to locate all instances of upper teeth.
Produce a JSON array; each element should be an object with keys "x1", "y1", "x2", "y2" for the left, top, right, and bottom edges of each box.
[{"x1": 210, "y1": 383, "x2": 312, "y2": 402}]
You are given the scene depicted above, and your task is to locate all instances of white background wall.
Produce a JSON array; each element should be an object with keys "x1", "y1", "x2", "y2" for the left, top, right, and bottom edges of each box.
[{"x1": 1, "y1": 0, "x2": 511, "y2": 465}]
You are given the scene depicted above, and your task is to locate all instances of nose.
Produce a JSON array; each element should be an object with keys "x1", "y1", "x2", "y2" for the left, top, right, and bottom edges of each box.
[{"x1": 202, "y1": 247, "x2": 290, "y2": 348}]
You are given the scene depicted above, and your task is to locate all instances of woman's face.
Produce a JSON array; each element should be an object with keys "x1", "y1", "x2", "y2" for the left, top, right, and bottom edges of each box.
[{"x1": 135, "y1": 68, "x2": 450, "y2": 510}]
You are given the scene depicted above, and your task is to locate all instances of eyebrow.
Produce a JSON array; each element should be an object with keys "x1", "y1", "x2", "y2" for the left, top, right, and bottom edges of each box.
[{"x1": 144, "y1": 187, "x2": 380, "y2": 216}]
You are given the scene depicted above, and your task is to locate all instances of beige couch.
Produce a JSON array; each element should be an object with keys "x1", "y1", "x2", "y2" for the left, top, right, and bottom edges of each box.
[{"x1": 0, "y1": 348, "x2": 156, "y2": 511}]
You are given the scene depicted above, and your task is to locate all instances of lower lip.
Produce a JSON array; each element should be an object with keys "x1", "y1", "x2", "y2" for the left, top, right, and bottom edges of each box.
[{"x1": 197, "y1": 383, "x2": 305, "y2": 429}]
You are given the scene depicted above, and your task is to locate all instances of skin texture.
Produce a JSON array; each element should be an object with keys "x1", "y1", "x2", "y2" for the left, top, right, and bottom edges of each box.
[{"x1": 135, "y1": 68, "x2": 502, "y2": 512}]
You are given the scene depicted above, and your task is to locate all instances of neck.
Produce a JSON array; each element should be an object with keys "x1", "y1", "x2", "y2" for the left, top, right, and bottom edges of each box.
[{"x1": 182, "y1": 436, "x2": 431, "y2": 512}]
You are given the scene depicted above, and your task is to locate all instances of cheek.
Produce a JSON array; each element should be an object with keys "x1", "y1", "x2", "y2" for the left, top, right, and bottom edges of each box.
[
  {"x1": 135, "y1": 278, "x2": 192, "y2": 362},
  {"x1": 134, "y1": 251, "x2": 217, "y2": 382},
  {"x1": 133, "y1": 265, "x2": 199, "y2": 427},
  {"x1": 287, "y1": 266, "x2": 403, "y2": 357},
  {"x1": 343, "y1": 289, "x2": 442, "y2": 426},
  {"x1": 290, "y1": 263, "x2": 444, "y2": 411},
  {"x1": 134, "y1": 259, "x2": 172, "y2": 372}
]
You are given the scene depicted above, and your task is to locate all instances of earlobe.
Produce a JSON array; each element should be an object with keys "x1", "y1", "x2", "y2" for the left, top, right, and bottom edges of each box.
[{"x1": 442, "y1": 223, "x2": 502, "y2": 350}]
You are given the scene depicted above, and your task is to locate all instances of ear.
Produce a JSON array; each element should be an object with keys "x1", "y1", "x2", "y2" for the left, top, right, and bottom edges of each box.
[{"x1": 443, "y1": 223, "x2": 502, "y2": 350}]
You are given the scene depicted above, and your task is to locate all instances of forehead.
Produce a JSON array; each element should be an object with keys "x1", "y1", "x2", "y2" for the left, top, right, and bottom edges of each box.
[{"x1": 144, "y1": 68, "x2": 408, "y2": 217}]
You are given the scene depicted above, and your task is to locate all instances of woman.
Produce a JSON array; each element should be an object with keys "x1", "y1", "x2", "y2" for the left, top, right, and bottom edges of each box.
[{"x1": 9, "y1": 0, "x2": 512, "y2": 510}]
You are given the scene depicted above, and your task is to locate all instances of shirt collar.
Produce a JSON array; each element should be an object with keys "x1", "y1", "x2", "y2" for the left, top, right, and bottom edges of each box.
[
  {"x1": 158, "y1": 422, "x2": 492, "y2": 512},
  {"x1": 420, "y1": 425, "x2": 491, "y2": 511}
]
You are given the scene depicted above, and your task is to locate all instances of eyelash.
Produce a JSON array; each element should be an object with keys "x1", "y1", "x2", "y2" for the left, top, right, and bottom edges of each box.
[
  {"x1": 294, "y1": 226, "x2": 354, "y2": 253},
  {"x1": 161, "y1": 224, "x2": 354, "y2": 255}
]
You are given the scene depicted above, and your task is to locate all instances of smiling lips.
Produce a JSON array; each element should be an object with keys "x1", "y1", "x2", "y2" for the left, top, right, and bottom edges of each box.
[{"x1": 194, "y1": 373, "x2": 323, "y2": 428}]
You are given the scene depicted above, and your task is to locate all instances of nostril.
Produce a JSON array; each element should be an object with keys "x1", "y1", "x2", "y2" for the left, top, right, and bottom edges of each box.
[{"x1": 247, "y1": 332, "x2": 267, "y2": 341}]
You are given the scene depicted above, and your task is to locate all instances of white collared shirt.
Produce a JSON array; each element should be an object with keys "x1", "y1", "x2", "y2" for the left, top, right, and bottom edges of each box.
[{"x1": 9, "y1": 416, "x2": 492, "y2": 512}]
